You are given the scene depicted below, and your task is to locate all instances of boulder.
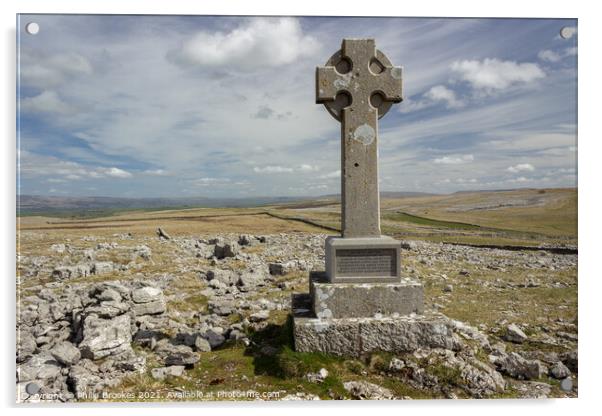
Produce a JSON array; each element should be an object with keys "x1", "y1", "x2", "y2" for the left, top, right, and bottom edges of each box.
[
  {"x1": 151, "y1": 366, "x2": 185, "y2": 380},
  {"x1": 92, "y1": 262, "x2": 114, "y2": 275},
  {"x1": 560, "y1": 350, "x2": 578, "y2": 373},
  {"x1": 504, "y1": 323, "x2": 528, "y2": 344},
  {"x1": 156, "y1": 228, "x2": 171, "y2": 240},
  {"x1": 130, "y1": 287, "x2": 166, "y2": 316},
  {"x1": 249, "y1": 310, "x2": 270, "y2": 322},
  {"x1": 155, "y1": 341, "x2": 199, "y2": 367},
  {"x1": 203, "y1": 329, "x2": 226, "y2": 349},
  {"x1": 237, "y1": 271, "x2": 266, "y2": 288},
  {"x1": 17, "y1": 331, "x2": 37, "y2": 363},
  {"x1": 79, "y1": 314, "x2": 133, "y2": 360},
  {"x1": 306, "y1": 368, "x2": 329, "y2": 383},
  {"x1": 17, "y1": 352, "x2": 62, "y2": 383},
  {"x1": 194, "y1": 336, "x2": 211, "y2": 352},
  {"x1": 133, "y1": 245, "x2": 152, "y2": 260},
  {"x1": 131, "y1": 287, "x2": 162, "y2": 304},
  {"x1": 213, "y1": 241, "x2": 238, "y2": 259},
  {"x1": 343, "y1": 381, "x2": 395, "y2": 400},
  {"x1": 206, "y1": 269, "x2": 238, "y2": 286},
  {"x1": 549, "y1": 361, "x2": 571, "y2": 379},
  {"x1": 491, "y1": 352, "x2": 545, "y2": 380},
  {"x1": 50, "y1": 341, "x2": 81, "y2": 366}
]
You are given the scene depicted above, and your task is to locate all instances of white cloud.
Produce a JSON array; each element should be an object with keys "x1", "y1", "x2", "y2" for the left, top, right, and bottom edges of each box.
[
  {"x1": 507, "y1": 163, "x2": 535, "y2": 173},
  {"x1": 253, "y1": 164, "x2": 319, "y2": 173},
  {"x1": 190, "y1": 177, "x2": 231, "y2": 186},
  {"x1": 451, "y1": 58, "x2": 545, "y2": 92},
  {"x1": 143, "y1": 169, "x2": 169, "y2": 176},
  {"x1": 21, "y1": 90, "x2": 72, "y2": 115},
  {"x1": 319, "y1": 170, "x2": 341, "y2": 179},
  {"x1": 21, "y1": 51, "x2": 93, "y2": 88},
  {"x1": 538, "y1": 47, "x2": 577, "y2": 62},
  {"x1": 254, "y1": 165, "x2": 294, "y2": 173},
  {"x1": 424, "y1": 85, "x2": 463, "y2": 109},
  {"x1": 103, "y1": 167, "x2": 132, "y2": 178},
  {"x1": 168, "y1": 18, "x2": 320, "y2": 71},
  {"x1": 433, "y1": 154, "x2": 474, "y2": 164},
  {"x1": 538, "y1": 50, "x2": 562, "y2": 63},
  {"x1": 298, "y1": 164, "x2": 320, "y2": 172}
]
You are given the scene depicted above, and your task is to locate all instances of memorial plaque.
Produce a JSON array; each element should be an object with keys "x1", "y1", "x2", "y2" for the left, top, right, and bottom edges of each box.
[{"x1": 335, "y1": 248, "x2": 396, "y2": 277}]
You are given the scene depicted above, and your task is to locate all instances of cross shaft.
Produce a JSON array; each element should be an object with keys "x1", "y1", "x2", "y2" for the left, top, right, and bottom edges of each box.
[{"x1": 316, "y1": 39, "x2": 402, "y2": 238}]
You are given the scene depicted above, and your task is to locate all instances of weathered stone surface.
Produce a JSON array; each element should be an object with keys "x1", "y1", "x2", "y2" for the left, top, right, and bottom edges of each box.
[
  {"x1": 92, "y1": 262, "x2": 114, "y2": 275},
  {"x1": 491, "y1": 352, "x2": 545, "y2": 380},
  {"x1": 213, "y1": 241, "x2": 238, "y2": 259},
  {"x1": 206, "y1": 269, "x2": 238, "y2": 286},
  {"x1": 504, "y1": 323, "x2": 528, "y2": 343},
  {"x1": 343, "y1": 381, "x2": 395, "y2": 400},
  {"x1": 50, "y1": 341, "x2": 81, "y2": 366},
  {"x1": 131, "y1": 287, "x2": 162, "y2": 304},
  {"x1": 316, "y1": 38, "x2": 402, "y2": 238},
  {"x1": 325, "y1": 236, "x2": 402, "y2": 283},
  {"x1": 194, "y1": 336, "x2": 211, "y2": 352},
  {"x1": 155, "y1": 341, "x2": 199, "y2": 366},
  {"x1": 151, "y1": 366, "x2": 185, "y2": 380},
  {"x1": 17, "y1": 352, "x2": 62, "y2": 382},
  {"x1": 131, "y1": 299, "x2": 166, "y2": 316},
  {"x1": 79, "y1": 314, "x2": 133, "y2": 360},
  {"x1": 549, "y1": 361, "x2": 571, "y2": 379},
  {"x1": 293, "y1": 310, "x2": 461, "y2": 357},
  {"x1": 310, "y1": 272, "x2": 423, "y2": 319}
]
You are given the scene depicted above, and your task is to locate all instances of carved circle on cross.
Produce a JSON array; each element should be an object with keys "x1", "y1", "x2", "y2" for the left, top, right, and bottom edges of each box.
[{"x1": 322, "y1": 48, "x2": 395, "y2": 122}]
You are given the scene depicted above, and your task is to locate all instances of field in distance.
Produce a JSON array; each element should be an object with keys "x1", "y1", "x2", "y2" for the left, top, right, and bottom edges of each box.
[{"x1": 18, "y1": 188, "x2": 576, "y2": 248}]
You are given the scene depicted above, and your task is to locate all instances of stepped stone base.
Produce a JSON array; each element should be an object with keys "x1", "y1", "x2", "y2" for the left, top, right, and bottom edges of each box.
[
  {"x1": 292, "y1": 294, "x2": 461, "y2": 357},
  {"x1": 310, "y1": 271, "x2": 423, "y2": 319}
]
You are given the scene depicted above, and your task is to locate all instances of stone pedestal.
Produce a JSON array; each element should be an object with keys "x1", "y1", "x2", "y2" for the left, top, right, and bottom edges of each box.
[
  {"x1": 310, "y1": 272, "x2": 423, "y2": 319},
  {"x1": 292, "y1": 294, "x2": 460, "y2": 357},
  {"x1": 325, "y1": 236, "x2": 401, "y2": 283}
]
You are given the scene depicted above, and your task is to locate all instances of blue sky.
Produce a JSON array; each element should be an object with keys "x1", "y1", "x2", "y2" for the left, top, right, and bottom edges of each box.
[{"x1": 17, "y1": 15, "x2": 577, "y2": 197}]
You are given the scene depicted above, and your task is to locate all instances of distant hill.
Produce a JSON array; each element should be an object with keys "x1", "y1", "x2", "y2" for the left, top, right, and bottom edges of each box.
[
  {"x1": 17, "y1": 195, "x2": 306, "y2": 216},
  {"x1": 317, "y1": 191, "x2": 437, "y2": 201}
]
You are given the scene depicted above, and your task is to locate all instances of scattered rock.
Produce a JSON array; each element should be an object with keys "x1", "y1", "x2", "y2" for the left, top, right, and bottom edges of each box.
[
  {"x1": 306, "y1": 368, "x2": 329, "y2": 383},
  {"x1": 50, "y1": 341, "x2": 81, "y2": 366},
  {"x1": 491, "y1": 352, "x2": 545, "y2": 380},
  {"x1": 549, "y1": 361, "x2": 571, "y2": 379},
  {"x1": 213, "y1": 241, "x2": 238, "y2": 259},
  {"x1": 560, "y1": 350, "x2": 578, "y2": 373},
  {"x1": 249, "y1": 310, "x2": 270, "y2": 322},
  {"x1": 343, "y1": 381, "x2": 395, "y2": 400},
  {"x1": 194, "y1": 336, "x2": 211, "y2": 352},
  {"x1": 151, "y1": 366, "x2": 185, "y2": 380},
  {"x1": 92, "y1": 262, "x2": 114, "y2": 275},
  {"x1": 156, "y1": 228, "x2": 171, "y2": 240},
  {"x1": 504, "y1": 323, "x2": 528, "y2": 344},
  {"x1": 79, "y1": 314, "x2": 133, "y2": 360}
]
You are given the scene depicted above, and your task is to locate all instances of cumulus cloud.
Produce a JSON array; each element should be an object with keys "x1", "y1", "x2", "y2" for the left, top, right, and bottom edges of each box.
[
  {"x1": 102, "y1": 167, "x2": 132, "y2": 178},
  {"x1": 451, "y1": 58, "x2": 545, "y2": 93},
  {"x1": 433, "y1": 154, "x2": 474, "y2": 164},
  {"x1": 424, "y1": 85, "x2": 463, "y2": 109},
  {"x1": 538, "y1": 47, "x2": 577, "y2": 63},
  {"x1": 168, "y1": 17, "x2": 320, "y2": 71},
  {"x1": 21, "y1": 90, "x2": 72, "y2": 115},
  {"x1": 507, "y1": 163, "x2": 535, "y2": 173}
]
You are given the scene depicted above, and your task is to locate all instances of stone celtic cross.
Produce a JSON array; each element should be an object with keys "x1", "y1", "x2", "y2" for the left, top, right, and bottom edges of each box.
[{"x1": 316, "y1": 38, "x2": 402, "y2": 238}]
